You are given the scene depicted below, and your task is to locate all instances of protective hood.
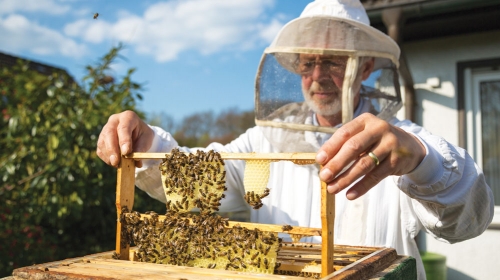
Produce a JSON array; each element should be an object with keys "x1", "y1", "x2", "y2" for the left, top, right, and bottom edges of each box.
[{"x1": 254, "y1": 0, "x2": 402, "y2": 152}]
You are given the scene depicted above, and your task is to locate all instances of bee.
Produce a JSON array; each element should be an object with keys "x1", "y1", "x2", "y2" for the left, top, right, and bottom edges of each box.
[
  {"x1": 93, "y1": 12, "x2": 99, "y2": 19},
  {"x1": 112, "y1": 251, "x2": 120, "y2": 259},
  {"x1": 264, "y1": 245, "x2": 271, "y2": 255},
  {"x1": 282, "y1": 225, "x2": 293, "y2": 231},
  {"x1": 218, "y1": 251, "x2": 228, "y2": 257}
]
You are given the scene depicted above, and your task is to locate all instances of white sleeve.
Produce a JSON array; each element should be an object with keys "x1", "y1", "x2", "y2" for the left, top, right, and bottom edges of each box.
[
  {"x1": 393, "y1": 119, "x2": 494, "y2": 243},
  {"x1": 134, "y1": 125, "x2": 179, "y2": 203}
]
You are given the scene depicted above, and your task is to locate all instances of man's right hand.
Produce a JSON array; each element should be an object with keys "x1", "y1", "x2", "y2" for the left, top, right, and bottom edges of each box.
[{"x1": 96, "y1": 110, "x2": 155, "y2": 168}]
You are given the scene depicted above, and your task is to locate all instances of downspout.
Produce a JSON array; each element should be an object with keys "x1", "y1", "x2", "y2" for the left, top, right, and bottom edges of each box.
[
  {"x1": 381, "y1": 7, "x2": 422, "y2": 251},
  {"x1": 381, "y1": 8, "x2": 416, "y2": 122}
]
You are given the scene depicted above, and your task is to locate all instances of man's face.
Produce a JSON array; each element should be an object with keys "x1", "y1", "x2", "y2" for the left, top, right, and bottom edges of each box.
[
  {"x1": 298, "y1": 54, "x2": 348, "y2": 117},
  {"x1": 298, "y1": 54, "x2": 374, "y2": 118}
]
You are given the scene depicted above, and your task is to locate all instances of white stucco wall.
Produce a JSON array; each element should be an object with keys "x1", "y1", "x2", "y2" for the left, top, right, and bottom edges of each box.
[{"x1": 401, "y1": 30, "x2": 500, "y2": 280}]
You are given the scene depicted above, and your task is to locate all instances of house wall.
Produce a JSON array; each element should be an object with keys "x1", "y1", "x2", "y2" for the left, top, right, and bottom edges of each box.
[{"x1": 401, "y1": 30, "x2": 500, "y2": 280}]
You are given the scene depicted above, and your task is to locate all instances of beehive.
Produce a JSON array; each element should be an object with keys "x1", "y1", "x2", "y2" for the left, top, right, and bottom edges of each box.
[
  {"x1": 11, "y1": 151, "x2": 417, "y2": 279},
  {"x1": 115, "y1": 152, "x2": 335, "y2": 278}
]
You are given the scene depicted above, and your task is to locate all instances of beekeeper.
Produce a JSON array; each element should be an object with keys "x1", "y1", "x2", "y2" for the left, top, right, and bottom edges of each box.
[{"x1": 96, "y1": 0, "x2": 494, "y2": 279}]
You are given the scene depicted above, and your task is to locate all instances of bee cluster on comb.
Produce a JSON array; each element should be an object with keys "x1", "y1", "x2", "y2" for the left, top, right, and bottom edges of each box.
[
  {"x1": 119, "y1": 209, "x2": 281, "y2": 273},
  {"x1": 118, "y1": 149, "x2": 285, "y2": 275},
  {"x1": 159, "y1": 149, "x2": 226, "y2": 215},
  {"x1": 243, "y1": 159, "x2": 276, "y2": 209}
]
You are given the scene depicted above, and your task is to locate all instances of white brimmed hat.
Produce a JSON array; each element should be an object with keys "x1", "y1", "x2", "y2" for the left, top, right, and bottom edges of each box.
[
  {"x1": 300, "y1": 0, "x2": 370, "y2": 25},
  {"x1": 266, "y1": 0, "x2": 400, "y2": 71}
]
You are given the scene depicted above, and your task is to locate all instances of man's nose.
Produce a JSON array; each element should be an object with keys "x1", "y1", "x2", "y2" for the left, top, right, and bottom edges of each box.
[{"x1": 311, "y1": 63, "x2": 330, "y2": 81}]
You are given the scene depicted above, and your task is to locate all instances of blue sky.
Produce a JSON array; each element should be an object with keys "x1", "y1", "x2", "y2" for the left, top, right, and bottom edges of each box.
[{"x1": 0, "y1": 0, "x2": 313, "y2": 122}]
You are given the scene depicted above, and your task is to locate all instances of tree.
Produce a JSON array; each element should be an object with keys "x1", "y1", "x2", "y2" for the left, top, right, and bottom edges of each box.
[
  {"x1": 170, "y1": 108, "x2": 255, "y2": 147},
  {"x1": 0, "y1": 44, "x2": 162, "y2": 277}
]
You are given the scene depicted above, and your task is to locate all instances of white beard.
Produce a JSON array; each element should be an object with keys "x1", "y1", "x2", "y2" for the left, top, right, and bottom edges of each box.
[{"x1": 302, "y1": 81, "x2": 342, "y2": 117}]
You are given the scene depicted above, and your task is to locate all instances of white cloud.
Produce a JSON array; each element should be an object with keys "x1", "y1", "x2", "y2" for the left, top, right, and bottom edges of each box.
[
  {"x1": 0, "y1": 0, "x2": 70, "y2": 15},
  {"x1": 64, "y1": 0, "x2": 285, "y2": 62},
  {"x1": 0, "y1": 14, "x2": 87, "y2": 57}
]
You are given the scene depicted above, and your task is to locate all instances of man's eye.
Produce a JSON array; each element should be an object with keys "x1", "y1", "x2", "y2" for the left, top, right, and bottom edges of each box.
[
  {"x1": 302, "y1": 62, "x2": 314, "y2": 68},
  {"x1": 323, "y1": 60, "x2": 339, "y2": 67}
]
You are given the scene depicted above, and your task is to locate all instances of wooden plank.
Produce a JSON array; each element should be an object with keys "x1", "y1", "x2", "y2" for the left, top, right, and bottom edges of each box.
[
  {"x1": 126, "y1": 152, "x2": 317, "y2": 162},
  {"x1": 115, "y1": 156, "x2": 136, "y2": 260},
  {"x1": 132, "y1": 213, "x2": 322, "y2": 238},
  {"x1": 12, "y1": 247, "x2": 403, "y2": 280},
  {"x1": 321, "y1": 167, "x2": 335, "y2": 277},
  {"x1": 325, "y1": 248, "x2": 398, "y2": 280}
]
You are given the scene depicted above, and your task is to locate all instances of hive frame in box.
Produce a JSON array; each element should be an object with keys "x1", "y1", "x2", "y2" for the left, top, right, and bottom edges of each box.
[{"x1": 115, "y1": 152, "x2": 334, "y2": 277}]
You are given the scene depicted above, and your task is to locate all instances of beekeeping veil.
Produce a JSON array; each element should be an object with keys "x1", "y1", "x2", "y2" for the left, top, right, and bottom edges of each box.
[{"x1": 255, "y1": 0, "x2": 402, "y2": 152}]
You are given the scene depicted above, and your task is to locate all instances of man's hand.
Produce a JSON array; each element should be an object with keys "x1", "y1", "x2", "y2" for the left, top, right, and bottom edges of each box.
[
  {"x1": 96, "y1": 110, "x2": 155, "y2": 168},
  {"x1": 315, "y1": 113, "x2": 426, "y2": 200}
]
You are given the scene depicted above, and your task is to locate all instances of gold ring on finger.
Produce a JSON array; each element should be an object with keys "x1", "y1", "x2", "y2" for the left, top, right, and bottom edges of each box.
[{"x1": 368, "y1": 152, "x2": 380, "y2": 166}]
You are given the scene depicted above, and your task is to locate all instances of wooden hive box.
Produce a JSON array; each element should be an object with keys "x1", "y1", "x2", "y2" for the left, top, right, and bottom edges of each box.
[{"x1": 11, "y1": 152, "x2": 417, "y2": 280}]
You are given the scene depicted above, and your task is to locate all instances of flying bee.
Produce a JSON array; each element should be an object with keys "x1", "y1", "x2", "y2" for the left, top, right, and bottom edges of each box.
[{"x1": 93, "y1": 12, "x2": 99, "y2": 19}]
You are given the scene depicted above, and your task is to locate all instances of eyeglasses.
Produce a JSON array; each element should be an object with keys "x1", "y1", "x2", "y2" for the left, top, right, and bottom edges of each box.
[{"x1": 296, "y1": 58, "x2": 347, "y2": 76}]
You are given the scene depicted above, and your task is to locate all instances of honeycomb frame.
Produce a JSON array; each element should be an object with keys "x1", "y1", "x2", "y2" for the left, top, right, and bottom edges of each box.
[{"x1": 115, "y1": 152, "x2": 335, "y2": 277}]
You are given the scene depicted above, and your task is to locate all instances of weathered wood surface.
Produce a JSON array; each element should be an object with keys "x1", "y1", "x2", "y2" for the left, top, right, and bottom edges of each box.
[
  {"x1": 115, "y1": 157, "x2": 135, "y2": 260},
  {"x1": 320, "y1": 168, "x2": 335, "y2": 277},
  {"x1": 126, "y1": 152, "x2": 318, "y2": 162},
  {"x1": 128, "y1": 213, "x2": 322, "y2": 238},
  {"x1": 11, "y1": 245, "x2": 399, "y2": 280}
]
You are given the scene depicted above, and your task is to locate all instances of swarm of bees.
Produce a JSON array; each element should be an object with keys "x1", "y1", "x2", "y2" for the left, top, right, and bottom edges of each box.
[{"x1": 120, "y1": 208, "x2": 281, "y2": 274}]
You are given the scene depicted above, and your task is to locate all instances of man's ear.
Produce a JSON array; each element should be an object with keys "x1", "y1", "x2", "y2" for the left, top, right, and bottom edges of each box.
[{"x1": 361, "y1": 58, "x2": 375, "y2": 81}]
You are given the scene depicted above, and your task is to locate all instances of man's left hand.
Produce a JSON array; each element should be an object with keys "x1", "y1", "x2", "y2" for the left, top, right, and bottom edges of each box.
[{"x1": 315, "y1": 113, "x2": 426, "y2": 200}]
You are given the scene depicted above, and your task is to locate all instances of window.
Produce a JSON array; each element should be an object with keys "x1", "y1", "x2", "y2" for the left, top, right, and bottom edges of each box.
[{"x1": 461, "y1": 59, "x2": 500, "y2": 226}]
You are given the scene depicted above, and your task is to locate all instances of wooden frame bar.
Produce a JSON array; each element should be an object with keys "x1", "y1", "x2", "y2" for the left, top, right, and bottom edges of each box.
[{"x1": 116, "y1": 152, "x2": 335, "y2": 276}]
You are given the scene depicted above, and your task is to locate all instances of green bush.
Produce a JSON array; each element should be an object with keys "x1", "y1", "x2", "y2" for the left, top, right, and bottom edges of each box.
[{"x1": 0, "y1": 44, "x2": 164, "y2": 277}]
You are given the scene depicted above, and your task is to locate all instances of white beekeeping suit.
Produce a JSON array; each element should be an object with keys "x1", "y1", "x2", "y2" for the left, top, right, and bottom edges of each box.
[{"x1": 134, "y1": 1, "x2": 494, "y2": 279}]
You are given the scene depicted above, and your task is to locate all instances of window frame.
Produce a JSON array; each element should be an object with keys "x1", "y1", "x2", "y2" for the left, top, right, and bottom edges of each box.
[{"x1": 458, "y1": 58, "x2": 500, "y2": 227}]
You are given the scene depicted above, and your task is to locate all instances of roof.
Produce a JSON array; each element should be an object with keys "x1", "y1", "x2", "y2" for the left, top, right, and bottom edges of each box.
[
  {"x1": 0, "y1": 51, "x2": 74, "y2": 80},
  {"x1": 361, "y1": 0, "x2": 500, "y2": 42}
]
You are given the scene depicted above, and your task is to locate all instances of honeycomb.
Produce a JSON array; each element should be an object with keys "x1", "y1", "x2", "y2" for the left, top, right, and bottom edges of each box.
[{"x1": 243, "y1": 159, "x2": 276, "y2": 209}]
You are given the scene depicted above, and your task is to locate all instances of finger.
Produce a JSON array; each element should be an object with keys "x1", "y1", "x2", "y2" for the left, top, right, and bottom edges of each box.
[
  {"x1": 325, "y1": 147, "x2": 386, "y2": 194},
  {"x1": 345, "y1": 157, "x2": 390, "y2": 200},
  {"x1": 99, "y1": 121, "x2": 121, "y2": 167},
  {"x1": 116, "y1": 111, "x2": 139, "y2": 155},
  {"x1": 316, "y1": 117, "x2": 365, "y2": 166},
  {"x1": 132, "y1": 126, "x2": 154, "y2": 153},
  {"x1": 319, "y1": 128, "x2": 378, "y2": 183}
]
